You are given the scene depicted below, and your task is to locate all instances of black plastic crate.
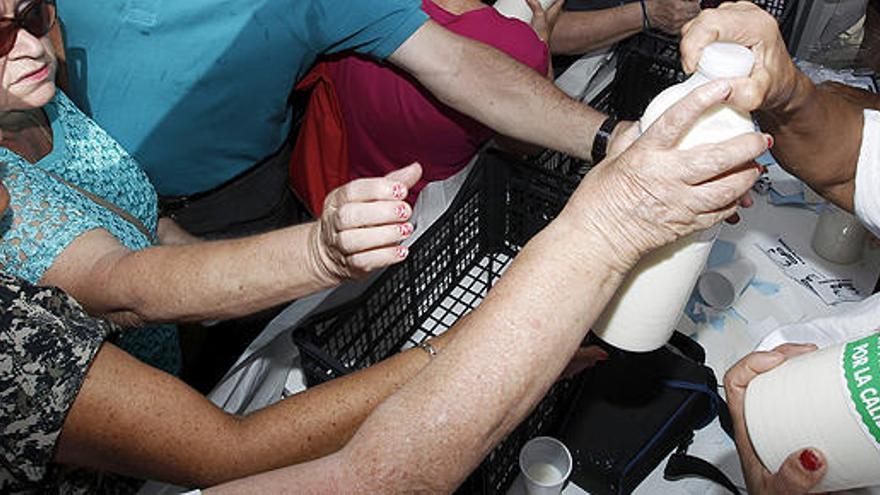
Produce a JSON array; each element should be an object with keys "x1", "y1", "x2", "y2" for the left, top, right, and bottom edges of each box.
[{"x1": 293, "y1": 151, "x2": 585, "y2": 494}]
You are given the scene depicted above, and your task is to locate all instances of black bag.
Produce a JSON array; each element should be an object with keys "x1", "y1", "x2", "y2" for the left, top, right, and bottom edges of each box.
[{"x1": 560, "y1": 332, "x2": 740, "y2": 494}]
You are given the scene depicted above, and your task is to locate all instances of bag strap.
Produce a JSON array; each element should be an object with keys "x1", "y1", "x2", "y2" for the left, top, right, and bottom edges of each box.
[
  {"x1": 41, "y1": 169, "x2": 157, "y2": 243},
  {"x1": 662, "y1": 379, "x2": 741, "y2": 494}
]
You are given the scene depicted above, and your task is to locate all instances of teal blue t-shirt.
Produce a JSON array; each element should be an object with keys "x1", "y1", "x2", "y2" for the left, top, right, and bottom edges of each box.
[{"x1": 58, "y1": 0, "x2": 428, "y2": 195}]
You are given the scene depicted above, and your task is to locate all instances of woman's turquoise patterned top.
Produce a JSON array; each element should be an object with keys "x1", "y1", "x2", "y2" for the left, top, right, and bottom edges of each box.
[{"x1": 0, "y1": 91, "x2": 180, "y2": 375}]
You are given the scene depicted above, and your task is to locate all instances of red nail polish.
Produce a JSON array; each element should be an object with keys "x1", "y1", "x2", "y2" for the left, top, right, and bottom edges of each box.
[
  {"x1": 396, "y1": 246, "x2": 408, "y2": 258},
  {"x1": 399, "y1": 223, "x2": 412, "y2": 237},
  {"x1": 396, "y1": 205, "x2": 408, "y2": 219},
  {"x1": 766, "y1": 135, "x2": 774, "y2": 149},
  {"x1": 393, "y1": 184, "x2": 405, "y2": 200},
  {"x1": 799, "y1": 449, "x2": 821, "y2": 472}
]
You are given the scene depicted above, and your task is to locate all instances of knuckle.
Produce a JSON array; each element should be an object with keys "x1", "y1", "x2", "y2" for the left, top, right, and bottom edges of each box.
[{"x1": 336, "y1": 204, "x2": 358, "y2": 228}]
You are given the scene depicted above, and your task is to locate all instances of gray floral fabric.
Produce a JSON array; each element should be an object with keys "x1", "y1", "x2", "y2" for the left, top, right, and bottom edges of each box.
[{"x1": 0, "y1": 272, "x2": 115, "y2": 493}]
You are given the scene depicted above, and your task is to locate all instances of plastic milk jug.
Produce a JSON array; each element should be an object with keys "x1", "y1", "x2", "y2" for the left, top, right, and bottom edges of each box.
[
  {"x1": 493, "y1": 0, "x2": 556, "y2": 23},
  {"x1": 745, "y1": 333, "x2": 880, "y2": 492},
  {"x1": 592, "y1": 42, "x2": 756, "y2": 352}
]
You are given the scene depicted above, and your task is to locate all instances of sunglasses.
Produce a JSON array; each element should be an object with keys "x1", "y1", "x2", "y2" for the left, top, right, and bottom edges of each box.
[{"x1": 0, "y1": 0, "x2": 55, "y2": 57}]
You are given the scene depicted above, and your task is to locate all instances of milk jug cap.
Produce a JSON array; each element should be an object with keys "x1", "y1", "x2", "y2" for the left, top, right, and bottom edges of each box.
[{"x1": 697, "y1": 42, "x2": 755, "y2": 80}]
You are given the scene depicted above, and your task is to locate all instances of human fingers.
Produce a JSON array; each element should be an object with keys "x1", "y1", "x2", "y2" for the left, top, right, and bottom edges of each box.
[
  {"x1": 335, "y1": 223, "x2": 414, "y2": 254},
  {"x1": 606, "y1": 120, "x2": 639, "y2": 159},
  {"x1": 345, "y1": 245, "x2": 410, "y2": 277},
  {"x1": 680, "y1": 2, "x2": 772, "y2": 73},
  {"x1": 332, "y1": 201, "x2": 412, "y2": 231},
  {"x1": 684, "y1": 169, "x2": 759, "y2": 221},
  {"x1": 724, "y1": 344, "x2": 817, "y2": 405},
  {"x1": 638, "y1": 79, "x2": 733, "y2": 149},
  {"x1": 324, "y1": 177, "x2": 409, "y2": 211},
  {"x1": 677, "y1": 131, "x2": 768, "y2": 185},
  {"x1": 770, "y1": 449, "x2": 828, "y2": 494},
  {"x1": 384, "y1": 162, "x2": 422, "y2": 189},
  {"x1": 525, "y1": 0, "x2": 550, "y2": 41}
]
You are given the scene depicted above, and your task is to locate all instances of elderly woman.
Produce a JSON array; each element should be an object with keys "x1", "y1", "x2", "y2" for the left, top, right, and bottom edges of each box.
[{"x1": 0, "y1": 0, "x2": 419, "y2": 375}]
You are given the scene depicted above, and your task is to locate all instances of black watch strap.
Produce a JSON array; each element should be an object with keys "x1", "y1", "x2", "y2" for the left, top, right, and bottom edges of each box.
[{"x1": 591, "y1": 115, "x2": 620, "y2": 164}]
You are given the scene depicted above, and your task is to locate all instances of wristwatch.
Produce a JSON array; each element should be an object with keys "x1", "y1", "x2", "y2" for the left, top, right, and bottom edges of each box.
[{"x1": 591, "y1": 115, "x2": 620, "y2": 164}]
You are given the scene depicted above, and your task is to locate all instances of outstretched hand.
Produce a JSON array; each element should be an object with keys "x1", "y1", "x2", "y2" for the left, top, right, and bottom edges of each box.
[{"x1": 309, "y1": 163, "x2": 423, "y2": 284}]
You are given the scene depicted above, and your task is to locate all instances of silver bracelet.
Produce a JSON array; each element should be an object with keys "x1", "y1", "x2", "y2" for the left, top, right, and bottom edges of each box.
[{"x1": 417, "y1": 340, "x2": 438, "y2": 359}]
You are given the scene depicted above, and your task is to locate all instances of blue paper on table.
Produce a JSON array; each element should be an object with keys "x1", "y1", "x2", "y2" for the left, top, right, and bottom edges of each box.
[
  {"x1": 684, "y1": 240, "x2": 780, "y2": 328},
  {"x1": 684, "y1": 240, "x2": 736, "y2": 325},
  {"x1": 768, "y1": 189, "x2": 824, "y2": 212}
]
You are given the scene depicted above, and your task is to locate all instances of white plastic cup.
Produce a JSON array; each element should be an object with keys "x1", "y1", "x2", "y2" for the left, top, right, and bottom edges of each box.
[
  {"x1": 744, "y1": 333, "x2": 880, "y2": 492},
  {"x1": 697, "y1": 258, "x2": 756, "y2": 309},
  {"x1": 493, "y1": 0, "x2": 556, "y2": 23},
  {"x1": 519, "y1": 436, "x2": 572, "y2": 495},
  {"x1": 812, "y1": 204, "x2": 867, "y2": 264}
]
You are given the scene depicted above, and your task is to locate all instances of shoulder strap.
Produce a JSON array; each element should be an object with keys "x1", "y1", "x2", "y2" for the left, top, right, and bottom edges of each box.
[
  {"x1": 41, "y1": 169, "x2": 157, "y2": 244},
  {"x1": 662, "y1": 379, "x2": 741, "y2": 494}
]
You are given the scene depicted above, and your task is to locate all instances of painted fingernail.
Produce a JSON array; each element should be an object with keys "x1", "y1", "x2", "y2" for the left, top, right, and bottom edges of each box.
[
  {"x1": 396, "y1": 204, "x2": 409, "y2": 219},
  {"x1": 766, "y1": 135, "x2": 774, "y2": 149},
  {"x1": 392, "y1": 183, "x2": 405, "y2": 200},
  {"x1": 396, "y1": 246, "x2": 409, "y2": 258},
  {"x1": 398, "y1": 223, "x2": 413, "y2": 237},
  {"x1": 799, "y1": 449, "x2": 821, "y2": 472}
]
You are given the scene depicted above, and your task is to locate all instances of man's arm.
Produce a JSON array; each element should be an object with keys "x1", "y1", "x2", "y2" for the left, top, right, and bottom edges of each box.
[
  {"x1": 551, "y1": 0, "x2": 700, "y2": 55},
  {"x1": 54, "y1": 326, "x2": 456, "y2": 487},
  {"x1": 757, "y1": 76, "x2": 868, "y2": 211},
  {"x1": 389, "y1": 20, "x2": 608, "y2": 160}
]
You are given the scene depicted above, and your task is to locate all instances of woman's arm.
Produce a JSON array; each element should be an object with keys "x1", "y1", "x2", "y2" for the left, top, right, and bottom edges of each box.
[
  {"x1": 55, "y1": 324, "x2": 457, "y2": 487},
  {"x1": 40, "y1": 165, "x2": 421, "y2": 325}
]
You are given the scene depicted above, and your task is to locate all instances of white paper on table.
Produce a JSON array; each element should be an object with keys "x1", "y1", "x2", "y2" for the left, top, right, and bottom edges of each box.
[{"x1": 756, "y1": 237, "x2": 863, "y2": 305}]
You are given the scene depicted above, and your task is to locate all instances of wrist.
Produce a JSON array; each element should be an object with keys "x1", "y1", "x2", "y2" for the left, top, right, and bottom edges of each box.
[
  {"x1": 639, "y1": 0, "x2": 652, "y2": 31},
  {"x1": 550, "y1": 204, "x2": 639, "y2": 277},
  {"x1": 306, "y1": 221, "x2": 344, "y2": 288},
  {"x1": 591, "y1": 115, "x2": 620, "y2": 164},
  {"x1": 767, "y1": 67, "x2": 812, "y2": 116}
]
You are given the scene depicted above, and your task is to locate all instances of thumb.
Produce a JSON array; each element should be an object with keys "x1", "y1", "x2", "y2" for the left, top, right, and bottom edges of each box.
[
  {"x1": 772, "y1": 449, "x2": 827, "y2": 494},
  {"x1": 524, "y1": 0, "x2": 542, "y2": 16},
  {"x1": 385, "y1": 162, "x2": 422, "y2": 188}
]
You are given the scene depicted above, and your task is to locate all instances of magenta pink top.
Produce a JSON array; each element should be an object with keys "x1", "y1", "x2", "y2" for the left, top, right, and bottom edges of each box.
[{"x1": 325, "y1": 0, "x2": 549, "y2": 200}]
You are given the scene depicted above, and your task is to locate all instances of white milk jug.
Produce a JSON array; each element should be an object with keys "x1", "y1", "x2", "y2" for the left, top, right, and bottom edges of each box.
[
  {"x1": 745, "y1": 333, "x2": 880, "y2": 492},
  {"x1": 493, "y1": 0, "x2": 556, "y2": 23},
  {"x1": 592, "y1": 42, "x2": 756, "y2": 352}
]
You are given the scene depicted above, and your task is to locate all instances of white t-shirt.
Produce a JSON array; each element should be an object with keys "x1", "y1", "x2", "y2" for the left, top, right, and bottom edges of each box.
[{"x1": 853, "y1": 109, "x2": 880, "y2": 237}]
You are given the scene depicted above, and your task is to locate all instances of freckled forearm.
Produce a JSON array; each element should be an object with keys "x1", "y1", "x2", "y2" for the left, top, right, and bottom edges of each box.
[{"x1": 336, "y1": 219, "x2": 625, "y2": 492}]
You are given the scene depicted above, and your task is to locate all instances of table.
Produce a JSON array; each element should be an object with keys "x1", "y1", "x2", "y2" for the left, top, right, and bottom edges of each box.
[{"x1": 556, "y1": 192, "x2": 880, "y2": 495}]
